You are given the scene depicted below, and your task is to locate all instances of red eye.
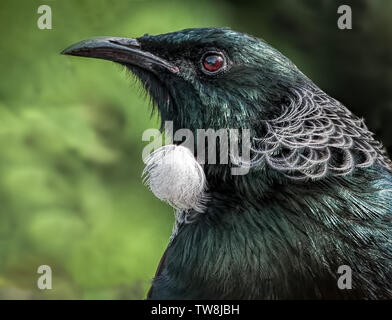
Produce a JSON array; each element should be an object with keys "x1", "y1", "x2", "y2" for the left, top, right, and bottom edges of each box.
[{"x1": 202, "y1": 53, "x2": 225, "y2": 73}]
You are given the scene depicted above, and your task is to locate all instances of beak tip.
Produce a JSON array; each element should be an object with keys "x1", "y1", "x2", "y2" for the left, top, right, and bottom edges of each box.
[
  {"x1": 61, "y1": 43, "x2": 83, "y2": 56},
  {"x1": 61, "y1": 46, "x2": 75, "y2": 56}
]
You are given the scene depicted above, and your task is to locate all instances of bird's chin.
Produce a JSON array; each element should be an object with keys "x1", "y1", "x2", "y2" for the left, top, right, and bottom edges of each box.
[{"x1": 125, "y1": 64, "x2": 178, "y2": 126}]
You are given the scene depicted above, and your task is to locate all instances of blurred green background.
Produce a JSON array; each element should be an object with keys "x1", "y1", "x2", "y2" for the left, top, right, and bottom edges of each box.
[{"x1": 0, "y1": 0, "x2": 391, "y2": 299}]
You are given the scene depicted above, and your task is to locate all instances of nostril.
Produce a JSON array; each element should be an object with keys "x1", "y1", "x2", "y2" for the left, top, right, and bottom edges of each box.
[{"x1": 108, "y1": 38, "x2": 140, "y2": 49}]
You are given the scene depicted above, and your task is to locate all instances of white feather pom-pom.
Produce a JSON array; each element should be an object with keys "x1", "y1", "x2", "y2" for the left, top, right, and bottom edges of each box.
[{"x1": 142, "y1": 145, "x2": 207, "y2": 212}]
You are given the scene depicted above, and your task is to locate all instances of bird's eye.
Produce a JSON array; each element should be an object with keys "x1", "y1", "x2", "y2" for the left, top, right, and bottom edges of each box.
[{"x1": 201, "y1": 52, "x2": 226, "y2": 74}]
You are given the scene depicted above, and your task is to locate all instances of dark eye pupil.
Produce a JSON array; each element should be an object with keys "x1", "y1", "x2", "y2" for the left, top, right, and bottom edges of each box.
[{"x1": 203, "y1": 54, "x2": 224, "y2": 72}]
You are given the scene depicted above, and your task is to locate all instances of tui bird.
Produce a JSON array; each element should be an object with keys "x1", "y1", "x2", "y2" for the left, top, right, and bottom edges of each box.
[{"x1": 62, "y1": 28, "x2": 392, "y2": 299}]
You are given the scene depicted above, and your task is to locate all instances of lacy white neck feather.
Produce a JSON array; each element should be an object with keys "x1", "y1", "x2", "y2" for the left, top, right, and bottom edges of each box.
[{"x1": 249, "y1": 85, "x2": 391, "y2": 179}]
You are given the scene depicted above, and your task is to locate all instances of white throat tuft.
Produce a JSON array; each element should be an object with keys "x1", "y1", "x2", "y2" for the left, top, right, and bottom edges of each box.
[{"x1": 142, "y1": 145, "x2": 207, "y2": 213}]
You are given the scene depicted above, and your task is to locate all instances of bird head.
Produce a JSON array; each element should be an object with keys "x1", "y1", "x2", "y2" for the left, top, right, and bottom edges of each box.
[
  {"x1": 62, "y1": 28, "x2": 305, "y2": 133},
  {"x1": 62, "y1": 28, "x2": 390, "y2": 185}
]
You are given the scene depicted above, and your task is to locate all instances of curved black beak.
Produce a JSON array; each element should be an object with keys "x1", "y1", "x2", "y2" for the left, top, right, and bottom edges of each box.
[{"x1": 61, "y1": 37, "x2": 179, "y2": 74}]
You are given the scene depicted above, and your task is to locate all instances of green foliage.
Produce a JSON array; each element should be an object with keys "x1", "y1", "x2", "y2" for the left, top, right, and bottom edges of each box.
[{"x1": 0, "y1": 0, "x2": 228, "y2": 299}]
